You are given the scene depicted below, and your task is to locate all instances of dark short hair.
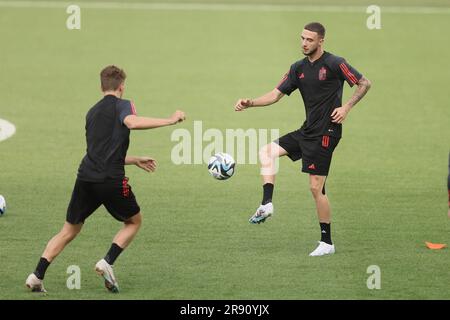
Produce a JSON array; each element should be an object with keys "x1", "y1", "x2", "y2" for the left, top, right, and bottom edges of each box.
[
  {"x1": 304, "y1": 22, "x2": 325, "y2": 38},
  {"x1": 100, "y1": 65, "x2": 126, "y2": 91}
]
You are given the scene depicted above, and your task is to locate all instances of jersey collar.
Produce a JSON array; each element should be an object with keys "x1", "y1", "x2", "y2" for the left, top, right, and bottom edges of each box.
[{"x1": 307, "y1": 51, "x2": 328, "y2": 66}]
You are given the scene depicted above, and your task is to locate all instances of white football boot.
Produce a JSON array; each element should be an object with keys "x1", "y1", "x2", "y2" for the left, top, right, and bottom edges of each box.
[
  {"x1": 25, "y1": 273, "x2": 47, "y2": 293},
  {"x1": 95, "y1": 259, "x2": 119, "y2": 293},
  {"x1": 309, "y1": 241, "x2": 335, "y2": 257},
  {"x1": 249, "y1": 202, "x2": 274, "y2": 224}
]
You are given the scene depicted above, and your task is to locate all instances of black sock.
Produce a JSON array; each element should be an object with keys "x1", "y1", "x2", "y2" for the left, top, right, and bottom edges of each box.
[
  {"x1": 262, "y1": 183, "x2": 274, "y2": 205},
  {"x1": 320, "y1": 223, "x2": 332, "y2": 245},
  {"x1": 104, "y1": 243, "x2": 124, "y2": 265},
  {"x1": 34, "y1": 257, "x2": 50, "y2": 280}
]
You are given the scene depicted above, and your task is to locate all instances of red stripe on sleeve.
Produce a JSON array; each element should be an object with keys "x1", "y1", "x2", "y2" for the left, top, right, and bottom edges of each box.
[
  {"x1": 339, "y1": 63, "x2": 358, "y2": 84},
  {"x1": 276, "y1": 72, "x2": 288, "y2": 88},
  {"x1": 339, "y1": 63, "x2": 357, "y2": 84},
  {"x1": 340, "y1": 63, "x2": 357, "y2": 83}
]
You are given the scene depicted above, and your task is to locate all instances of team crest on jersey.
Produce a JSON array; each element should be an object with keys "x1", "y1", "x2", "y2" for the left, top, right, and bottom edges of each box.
[{"x1": 319, "y1": 67, "x2": 327, "y2": 80}]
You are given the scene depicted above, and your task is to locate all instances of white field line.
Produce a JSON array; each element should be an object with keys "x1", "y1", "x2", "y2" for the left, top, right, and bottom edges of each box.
[
  {"x1": 0, "y1": 1, "x2": 449, "y2": 14},
  {"x1": 0, "y1": 119, "x2": 16, "y2": 142}
]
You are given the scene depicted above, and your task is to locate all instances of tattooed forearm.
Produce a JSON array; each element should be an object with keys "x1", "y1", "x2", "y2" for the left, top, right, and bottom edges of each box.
[{"x1": 346, "y1": 76, "x2": 371, "y2": 109}]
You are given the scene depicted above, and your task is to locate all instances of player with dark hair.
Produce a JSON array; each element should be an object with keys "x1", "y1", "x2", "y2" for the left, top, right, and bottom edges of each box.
[
  {"x1": 26, "y1": 65, "x2": 186, "y2": 292},
  {"x1": 235, "y1": 22, "x2": 371, "y2": 256}
]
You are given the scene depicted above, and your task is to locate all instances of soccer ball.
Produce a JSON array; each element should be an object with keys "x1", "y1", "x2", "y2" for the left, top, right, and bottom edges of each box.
[
  {"x1": 208, "y1": 153, "x2": 235, "y2": 180},
  {"x1": 0, "y1": 195, "x2": 6, "y2": 216}
]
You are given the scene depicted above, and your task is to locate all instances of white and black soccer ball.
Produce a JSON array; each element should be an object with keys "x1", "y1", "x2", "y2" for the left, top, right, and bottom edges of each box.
[
  {"x1": 208, "y1": 153, "x2": 235, "y2": 180},
  {"x1": 0, "y1": 195, "x2": 6, "y2": 216}
]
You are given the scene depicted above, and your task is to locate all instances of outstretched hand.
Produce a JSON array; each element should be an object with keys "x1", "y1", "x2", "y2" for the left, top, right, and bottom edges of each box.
[
  {"x1": 171, "y1": 110, "x2": 186, "y2": 124},
  {"x1": 135, "y1": 157, "x2": 157, "y2": 172},
  {"x1": 234, "y1": 99, "x2": 253, "y2": 111}
]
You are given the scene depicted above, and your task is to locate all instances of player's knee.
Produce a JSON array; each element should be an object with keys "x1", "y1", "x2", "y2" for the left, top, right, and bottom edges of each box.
[
  {"x1": 258, "y1": 145, "x2": 268, "y2": 160},
  {"x1": 135, "y1": 213, "x2": 142, "y2": 226},
  {"x1": 259, "y1": 144, "x2": 274, "y2": 163},
  {"x1": 60, "y1": 228, "x2": 80, "y2": 242},
  {"x1": 59, "y1": 222, "x2": 82, "y2": 242},
  {"x1": 310, "y1": 184, "x2": 322, "y2": 198},
  {"x1": 126, "y1": 212, "x2": 142, "y2": 227}
]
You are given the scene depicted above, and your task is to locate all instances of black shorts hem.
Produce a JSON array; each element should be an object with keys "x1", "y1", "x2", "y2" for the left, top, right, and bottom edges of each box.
[
  {"x1": 108, "y1": 206, "x2": 141, "y2": 222},
  {"x1": 65, "y1": 217, "x2": 87, "y2": 225},
  {"x1": 273, "y1": 139, "x2": 301, "y2": 161},
  {"x1": 301, "y1": 168, "x2": 330, "y2": 176}
]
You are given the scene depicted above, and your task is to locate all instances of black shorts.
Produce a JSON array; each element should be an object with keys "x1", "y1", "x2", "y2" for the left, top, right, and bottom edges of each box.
[
  {"x1": 66, "y1": 177, "x2": 140, "y2": 224},
  {"x1": 275, "y1": 130, "x2": 340, "y2": 176}
]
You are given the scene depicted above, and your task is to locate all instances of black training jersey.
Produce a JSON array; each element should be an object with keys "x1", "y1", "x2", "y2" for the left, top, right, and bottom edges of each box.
[
  {"x1": 277, "y1": 51, "x2": 362, "y2": 138},
  {"x1": 77, "y1": 95, "x2": 137, "y2": 182}
]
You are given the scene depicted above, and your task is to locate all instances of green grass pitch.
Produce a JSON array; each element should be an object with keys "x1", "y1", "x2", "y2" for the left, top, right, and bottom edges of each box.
[{"x1": 0, "y1": 0, "x2": 449, "y2": 300}]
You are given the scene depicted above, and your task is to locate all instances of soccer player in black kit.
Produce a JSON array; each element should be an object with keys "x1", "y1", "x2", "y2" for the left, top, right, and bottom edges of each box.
[
  {"x1": 26, "y1": 65, "x2": 186, "y2": 292},
  {"x1": 235, "y1": 22, "x2": 371, "y2": 256}
]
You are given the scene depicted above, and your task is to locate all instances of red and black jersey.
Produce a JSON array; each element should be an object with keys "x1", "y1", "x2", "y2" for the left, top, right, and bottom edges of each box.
[
  {"x1": 277, "y1": 51, "x2": 363, "y2": 138},
  {"x1": 77, "y1": 95, "x2": 137, "y2": 182}
]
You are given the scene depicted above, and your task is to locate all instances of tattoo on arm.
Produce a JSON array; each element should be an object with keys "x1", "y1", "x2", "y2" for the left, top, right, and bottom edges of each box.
[{"x1": 347, "y1": 76, "x2": 371, "y2": 108}]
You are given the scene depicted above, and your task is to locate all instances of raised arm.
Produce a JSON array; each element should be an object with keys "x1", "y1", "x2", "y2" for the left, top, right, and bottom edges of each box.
[
  {"x1": 123, "y1": 110, "x2": 186, "y2": 130},
  {"x1": 235, "y1": 88, "x2": 285, "y2": 111}
]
